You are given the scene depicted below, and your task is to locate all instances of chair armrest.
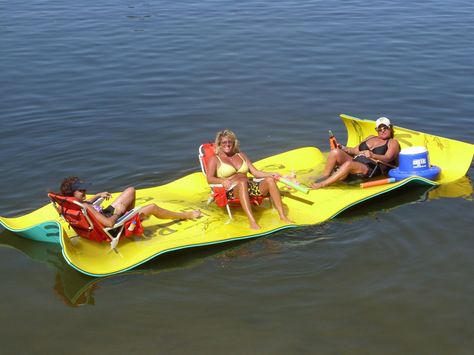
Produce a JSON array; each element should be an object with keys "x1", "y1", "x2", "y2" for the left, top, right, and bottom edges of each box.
[
  {"x1": 111, "y1": 207, "x2": 143, "y2": 228},
  {"x1": 209, "y1": 183, "x2": 237, "y2": 191},
  {"x1": 92, "y1": 197, "x2": 104, "y2": 206}
]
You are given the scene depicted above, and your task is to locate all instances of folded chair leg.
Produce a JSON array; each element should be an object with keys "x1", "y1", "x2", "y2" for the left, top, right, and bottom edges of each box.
[
  {"x1": 225, "y1": 204, "x2": 233, "y2": 224},
  {"x1": 226, "y1": 205, "x2": 233, "y2": 219},
  {"x1": 110, "y1": 238, "x2": 120, "y2": 253},
  {"x1": 368, "y1": 163, "x2": 383, "y2": 179},
  {"x1": 109, "y1": 227, "x2": 124, "y2": 252}
]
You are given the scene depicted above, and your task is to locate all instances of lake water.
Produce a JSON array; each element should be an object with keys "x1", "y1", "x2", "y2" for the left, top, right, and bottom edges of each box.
[{"x1": 1, "y1": 0, "x2": 473, "y2": 353}]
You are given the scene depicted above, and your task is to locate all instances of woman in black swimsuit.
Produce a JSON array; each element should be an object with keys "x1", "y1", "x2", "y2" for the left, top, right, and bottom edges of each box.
[{"x1": 311, "y1": 117, "x2": 400, "y2": 189}]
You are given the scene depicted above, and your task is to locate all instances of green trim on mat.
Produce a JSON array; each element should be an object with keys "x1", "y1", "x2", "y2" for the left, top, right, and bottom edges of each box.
[{"x1": 61, "y1": 224, "x2": 298, "y2": 277}]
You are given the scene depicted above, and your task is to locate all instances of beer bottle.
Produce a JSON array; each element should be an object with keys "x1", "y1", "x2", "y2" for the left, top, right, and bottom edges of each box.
[{"x1": 329, "y1": 130, "x2": 338, "y2": 150}]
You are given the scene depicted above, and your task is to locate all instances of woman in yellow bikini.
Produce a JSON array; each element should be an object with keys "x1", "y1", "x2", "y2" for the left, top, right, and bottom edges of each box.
[{"x1": 206, "y1": 129, "x2": 291, "y2": 230}]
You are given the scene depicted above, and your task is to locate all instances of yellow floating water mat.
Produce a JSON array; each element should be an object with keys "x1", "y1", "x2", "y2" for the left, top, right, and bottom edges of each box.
[{"x1": 1, "y1": 114, "x2": 473, "y2": 277}]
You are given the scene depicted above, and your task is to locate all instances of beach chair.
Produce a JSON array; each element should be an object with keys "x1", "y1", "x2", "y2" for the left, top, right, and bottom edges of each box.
[
  {"x1": 48, "y1": 192, "x2": 143, "y2": 250},
  {"x1": 198, "y1": 143, "x2": 266, "y2": 220}
]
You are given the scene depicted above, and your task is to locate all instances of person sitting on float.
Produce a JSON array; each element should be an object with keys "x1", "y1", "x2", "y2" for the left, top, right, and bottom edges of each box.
[
  {"x1": 311, "y1": 117, "x2": 400, "y2": 189},
  {"x1": 59, "y1": 176, "x2": 201, "y2": 227},
  {"x1": 206, "y1": 129, "x2": 292, "y2": 230}
]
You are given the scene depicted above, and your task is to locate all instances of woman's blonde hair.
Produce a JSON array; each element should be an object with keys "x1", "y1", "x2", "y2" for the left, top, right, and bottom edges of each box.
[{"x1": 214, "y1": 129, "x2": 240, "y2": 154}]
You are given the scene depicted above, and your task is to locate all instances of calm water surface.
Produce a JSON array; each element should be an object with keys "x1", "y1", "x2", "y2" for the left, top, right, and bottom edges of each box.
[{"x1": 1, "y1": 0, "x2": 473, "y2": 353}]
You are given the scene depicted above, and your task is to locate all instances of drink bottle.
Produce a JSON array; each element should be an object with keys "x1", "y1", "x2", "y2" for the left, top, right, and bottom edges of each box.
[
  {"x1": 128, "y1": 220, "x2": 137, "y2": 232},
  {"x1": 329, "y1": 130, "x2": 338, "y2": 150}
]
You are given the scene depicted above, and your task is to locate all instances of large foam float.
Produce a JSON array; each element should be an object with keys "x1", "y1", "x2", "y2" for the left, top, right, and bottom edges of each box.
[
  {"x1": 1, "y1": 114, "x2": 473, "y2": 277},
  {"x1": 3, "y1": 178, "x2": 472, "y2": 306}
]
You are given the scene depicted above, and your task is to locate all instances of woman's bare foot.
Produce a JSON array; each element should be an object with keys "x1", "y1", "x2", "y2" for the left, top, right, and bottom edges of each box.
[
  {"x1": 314, "y1": 176, "x2": 328, "y2": 184},
  {"x1": 249, "y1": 221, "x2": 261, "y2": 230},
  {"x1": 280, "y1": 216, "x2": 293, "y2": 223},
  {"x1": 310, "y1": 182, "x2": 325, "y2": 189},
  {"x1": 182, "y1": 210, "x2": 201, "y2": 219}
]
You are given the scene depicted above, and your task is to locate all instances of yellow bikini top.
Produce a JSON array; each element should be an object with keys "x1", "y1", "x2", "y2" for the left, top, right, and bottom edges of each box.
[{"x1": 216, "y1": 153, "x2": 249, "y2": 178}]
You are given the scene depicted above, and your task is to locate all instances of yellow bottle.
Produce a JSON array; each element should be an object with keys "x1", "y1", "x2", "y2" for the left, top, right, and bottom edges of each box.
[{"x1": 127, "y1": 220, "x2": 137, "y2": 232}]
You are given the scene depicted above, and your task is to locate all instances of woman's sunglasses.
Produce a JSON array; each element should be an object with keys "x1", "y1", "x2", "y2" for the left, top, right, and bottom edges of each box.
[{"x1": 220, "y1": 140, "x2": 234, "y2": 146}]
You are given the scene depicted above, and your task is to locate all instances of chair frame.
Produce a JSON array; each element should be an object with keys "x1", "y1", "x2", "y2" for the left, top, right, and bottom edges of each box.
[{"x1": 48, "y1": 193, "x2": 142, "y2": 250}]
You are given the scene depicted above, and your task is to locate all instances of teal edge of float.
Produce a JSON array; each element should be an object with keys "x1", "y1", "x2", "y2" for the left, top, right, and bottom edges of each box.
[
  {"x1": 60, "y1": 176, "x2": 438, "y2": 278},
  {"x1": 0, "y1": 220, "x2": 61, "y2": 244}
]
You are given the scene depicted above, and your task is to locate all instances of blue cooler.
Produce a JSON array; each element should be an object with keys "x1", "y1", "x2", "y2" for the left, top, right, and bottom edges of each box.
[{"x1": 389, "y1": 146, "x2": 441, "y2": 181}]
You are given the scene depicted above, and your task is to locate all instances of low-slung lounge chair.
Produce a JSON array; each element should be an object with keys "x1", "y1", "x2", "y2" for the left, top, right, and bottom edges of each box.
[
  {"x1": 48, "y1": 192, "x2": 142, "y2": 250},
  {"x1": 198, "y1": 143, "x2": 267, "y2": 220}
]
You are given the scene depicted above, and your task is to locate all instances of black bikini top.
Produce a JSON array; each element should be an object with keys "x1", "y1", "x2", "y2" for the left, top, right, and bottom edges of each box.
[{"x1": 358, "y1": 138, "x2": 390, "y2": 155}]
